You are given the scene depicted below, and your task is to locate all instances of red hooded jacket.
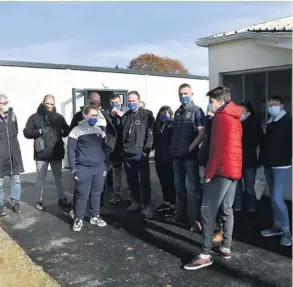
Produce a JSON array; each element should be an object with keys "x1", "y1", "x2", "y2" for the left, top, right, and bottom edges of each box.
[{"x1": 205, "y1": 101, "x2": 242, "y2": 180}]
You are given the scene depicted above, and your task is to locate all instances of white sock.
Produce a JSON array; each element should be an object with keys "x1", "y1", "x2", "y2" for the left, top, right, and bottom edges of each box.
[
  {"x1": 199, "y1": 254, "x2": 211, "y2": 259},
  {"x1": 220, "y1": 247, "x2": 231, "y2": 252}
]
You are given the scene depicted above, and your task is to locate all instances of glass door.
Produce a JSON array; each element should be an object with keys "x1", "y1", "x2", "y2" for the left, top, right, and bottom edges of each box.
[{"x1": 72, "y1": 88, "x2": 87, "y2": 115}]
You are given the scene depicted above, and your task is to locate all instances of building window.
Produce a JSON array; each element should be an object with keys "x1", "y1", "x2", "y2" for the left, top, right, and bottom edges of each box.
[
  {"x1": 222, "y1": 74, "x2": 243, "y2": 104},
  {"x1": 222, "y1": 67, "x2": 292, "y2": 125}
]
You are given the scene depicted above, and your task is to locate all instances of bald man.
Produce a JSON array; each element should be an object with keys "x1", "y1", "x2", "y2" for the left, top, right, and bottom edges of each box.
[{"x1": 23, "y1": 94, "x2": 71, "y2": 211}]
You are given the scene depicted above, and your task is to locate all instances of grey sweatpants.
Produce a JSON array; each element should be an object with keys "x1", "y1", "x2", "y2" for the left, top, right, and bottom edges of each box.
[{"x1": 201, "y1": 176, "x2": 237, "y2": 255}]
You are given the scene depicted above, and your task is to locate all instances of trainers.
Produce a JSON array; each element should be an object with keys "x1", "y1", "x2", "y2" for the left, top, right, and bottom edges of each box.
[
  {"x1": 190, "y1": 221, "x2": 202, "y2": 233},
  {"x1": 36, "y1": 202, "x2": 44, "y2": 211},
  {"x1": 12, "y1": 202, "x2": 21, "y2": 214},
  {"x1": 127, "y1": 200, "x2": 140, "y2": 213},
  {"x1": 58, "y1": 198, "x2": 71, "y2": 208},
  {"x1": 141, "y1": 205, "x2": 154, "y2": 219},
  {"x1": 280, "y1": 232, "x2": 292, "y2": 247},
  {"x1": 165, "y1": 207, "x2": 177, "y2": 217},
  {"x1": 183, "y1": 255, "x2": 213, "y2": 270},
  {"x1": 110, "y1": 193, "x2": 122, "y2": 205},
  {"x1": 90, "y1": 215, "x2": 107, "y2": 227},
  {"x1": 0, "y1": 205, "x2": 6, "y2": 216},
  {"x1": 261, "y1": 225, "x2": 283, "y2": 237},
  {"x1": 212, "y1": 228, "x2": 224, "y2": 243},
  {"x1": 212, "y1": 246, "x2": 232, "y2": 259},
  {"x1": 72, "y1": 219, "x2": 83, "y2": 232},
  {"x1": 156, "y1": 203, "x2": 170, "y2": 212}
]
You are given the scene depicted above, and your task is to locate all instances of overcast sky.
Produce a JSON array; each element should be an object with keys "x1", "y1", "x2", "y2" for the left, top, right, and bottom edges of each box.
[{"x1": 0, "y1": 2, "x2": 291, "y2": 75}]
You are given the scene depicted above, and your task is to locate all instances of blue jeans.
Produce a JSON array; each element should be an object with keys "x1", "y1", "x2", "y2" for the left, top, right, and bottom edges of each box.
[
  {"x1": 264, "y1": 167, "x2": 290, "y2": 232},
  {"x1": 234, "y1": 168, "x2": 257, "y2": 212},
  {"x1": 0, "y1": 174, "x2": 22, "y2": 206},
  {"x1": 173, "y1": 159, "x2": 202, "y2": 220}
]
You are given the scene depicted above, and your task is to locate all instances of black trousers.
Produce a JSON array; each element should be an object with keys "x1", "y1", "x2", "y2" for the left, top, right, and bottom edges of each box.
[
  {"x1": 155, "y1": 160, "x2": 176, "y2": 205},
  {"x1": 106, "y1": 167, "x2": 113, "y2": 188},
  {"x1": 124, "y1": 155, "x2": 151, "y2": 205},
  {"x1": 73, "y1": 164, "x2": 106, "y2": 220}
]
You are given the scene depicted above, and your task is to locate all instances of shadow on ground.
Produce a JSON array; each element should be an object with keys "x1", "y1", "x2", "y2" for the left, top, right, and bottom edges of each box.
[{"x1": 0, "y1": 163, "x2": 292, "y2": 287}]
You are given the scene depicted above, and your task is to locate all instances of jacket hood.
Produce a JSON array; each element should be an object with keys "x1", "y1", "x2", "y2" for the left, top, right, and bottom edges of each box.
[
  {"x1": 37, "y1": 103, "x2": 56, "y2": 115},
  {"x1": 218, "y1": 101, "x2": 242, "y2": 119}
]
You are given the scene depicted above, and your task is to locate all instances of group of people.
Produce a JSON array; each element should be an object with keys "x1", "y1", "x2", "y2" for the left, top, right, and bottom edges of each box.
[{"x1": 0, "y1": 83, "x2": 291, "y2": 270}]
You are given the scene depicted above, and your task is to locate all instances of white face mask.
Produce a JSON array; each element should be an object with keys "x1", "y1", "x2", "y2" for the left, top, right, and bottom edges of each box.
[{"x1": 2, "y1": 105, "x2": 9, "y2": 113}]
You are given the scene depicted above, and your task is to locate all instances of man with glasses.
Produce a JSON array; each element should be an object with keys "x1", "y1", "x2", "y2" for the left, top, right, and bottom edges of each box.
[
  {"x1": 23, "y1": 95, "x2": 71, "y2": 211},
  {"x1": 0, "y1": 93, "x2": 24, "y2": 216}
]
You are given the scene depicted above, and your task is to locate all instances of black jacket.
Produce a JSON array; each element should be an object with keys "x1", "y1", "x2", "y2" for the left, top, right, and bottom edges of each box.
[
  {"x1": 121, "y1": 108, "x2": 154, "y2": 156},
  {"x1": 241, "y1": 116, "x2": 265, "y2": 168},
  {"x1": 198, "y1": 115, "x2": 213, "y2": 167},
  {"x1": 23, "y1": 104, "x2": 70, "y2": 161},
  {"x1": 259, "y1": 112, "x2": 292, "y2": 167},
  {"x1": 107, "y1": 106, "x2": 128, "y2": 160},
  {"x1": 171, "y1": 101, "x2": 205, "y2": 159},
  {"x1": 153, "y1": 119, "x2": 173, "y2": 162},
  {"x1": 70, "y1": 107, "x2": 117, "y2": 153},
  {"x1": 0, "y1": 108, "x2": 24, "y2": 177}
]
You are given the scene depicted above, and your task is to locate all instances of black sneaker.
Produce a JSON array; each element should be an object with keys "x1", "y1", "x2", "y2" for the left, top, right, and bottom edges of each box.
[
  {"x1": 165, "y1": 207, "x2": 177, "y2": 217},
  {"x1": 36, "y1": 202, "x2": 44, "y2": 211},
  {"x1": 12, "y1": 202, "x2": 21, "y2": 214},
  {"x1": 0, "y1": 205, "x2": 7, "y2": 216},
  {"x1": 190, "y1": 221, "x2": 202, "y2": 233},
  {"x1": 156, "y1": 203, "x2": 170, "y2": 212},
  {"x1": 58, "y1": 198, "x2": 71, "y2": 208}
]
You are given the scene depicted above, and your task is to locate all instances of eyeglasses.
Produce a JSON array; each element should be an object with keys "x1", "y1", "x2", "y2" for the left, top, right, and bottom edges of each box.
[
  {"x1": 45, "y1": 103, "x2": 55, "y2": 106},
  {"x1": 90, "y1": 114, "x2": 98, "y2": 117}
]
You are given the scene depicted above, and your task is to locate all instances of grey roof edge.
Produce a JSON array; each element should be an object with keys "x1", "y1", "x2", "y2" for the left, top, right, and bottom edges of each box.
[{"x1": 0, "y1": 60, "x2": 209, "y2": 81}]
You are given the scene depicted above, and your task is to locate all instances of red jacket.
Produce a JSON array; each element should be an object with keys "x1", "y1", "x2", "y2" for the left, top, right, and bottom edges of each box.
[{"x1": 205, "y1": 101, "x2": 242, "y2": 180}]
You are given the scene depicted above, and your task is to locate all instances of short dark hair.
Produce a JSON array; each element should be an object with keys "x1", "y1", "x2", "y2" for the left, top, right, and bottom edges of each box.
[
  {"x1": 83, "y1": 105, "x2": 98, "y2": 115},
  {"x1": 207, "y1": 86, "x2": 231, "y2": 103},
  {"x1": 269, "y1": 96, "x2": 283, "y2": 104},
  {"x1": 110, "y1": 94, "x2": 121, "y2": 100},
  {"x1": 178, "y1": 83, "x2": 191, "y2": 90},
  {"x1": 240, "y1": 101, "x2": 255, "y2": 117},
  {"x1": 128, "y1": 91, "x2": 140, "y2": 100}
]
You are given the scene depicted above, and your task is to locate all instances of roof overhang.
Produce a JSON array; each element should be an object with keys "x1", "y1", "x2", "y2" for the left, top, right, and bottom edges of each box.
[{"x1": 196, "y1": 32, "x2": 292, "y2": 48}]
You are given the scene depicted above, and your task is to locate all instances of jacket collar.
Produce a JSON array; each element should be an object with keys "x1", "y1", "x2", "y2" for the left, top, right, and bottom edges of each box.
[{"x1": 267, "y1": 109, "x2": 287, "y2": 123}]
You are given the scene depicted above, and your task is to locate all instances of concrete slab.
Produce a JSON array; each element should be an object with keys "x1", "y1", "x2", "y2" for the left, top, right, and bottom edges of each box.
[{"x1": 0, "y1": 163, "x2": 291, "y2": 287}]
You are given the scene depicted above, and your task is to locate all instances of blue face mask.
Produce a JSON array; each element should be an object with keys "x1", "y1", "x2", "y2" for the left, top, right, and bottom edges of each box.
[
  {"x1": 88, "y1": 118, "x2": 97, "y2": 126},
  {"x1": 268, "y1": 106, "x2": 281, "y2": 117},
  {"x1": 128, "y1": 102, "x2": 137, "y2": 111},
  {"x1": 180, "y1": 96, "x2": 191, "y2": 106},
  {"x1": 159, "y1": 115, "x2": 170, "y2": 121},
  {"x1": 240, "y1": 114, "x2": 246, "y2": 121},
  {"x1": 111, "y1": 103, "x2": 121, "y2": 110}
]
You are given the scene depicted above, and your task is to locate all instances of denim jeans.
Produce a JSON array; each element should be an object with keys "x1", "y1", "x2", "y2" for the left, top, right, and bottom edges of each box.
[
  {"x1": 35, "y1": 160, "x2": 65, "y2": 203},
  {"x1": 264, "y1": 167, "x2": 291, "y2": 232},
  {"x1": 173, "y1": 159, "x2": 202, "y2": 220},
  {"x1": 234, "y1": 168, "x2": 257, "y2": 212},
  {"x1": 0, "y1": 174, "x2": 22, "y2": 206}
]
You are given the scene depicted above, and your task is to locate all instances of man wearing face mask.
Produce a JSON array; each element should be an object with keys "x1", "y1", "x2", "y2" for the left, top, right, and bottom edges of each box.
[
  {"x1": 121, "y1": 91, "x2": 154, "y2": 219},
  {"x1": 23, "y1": 95, "x2": 71, "y2": 211},
  {"x1": 171, "y1": 83, "x2": 205, "y2": 231},
  {"x1": 259, "y1": 96, "x2": 292, "y2": 247},
  {"x1": 0, "y1": 93, "x2": 24, "y2": 216},
  {"x1": 184, "y1": 86, "x2": 242, "y2": 271},
  {"x1": 107, "y1": 94, "x2": 128, "y2": 204}
]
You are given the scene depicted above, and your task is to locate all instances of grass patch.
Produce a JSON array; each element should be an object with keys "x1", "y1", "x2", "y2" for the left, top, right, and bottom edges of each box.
[{"x1": 0, "y1": 226, "x2": 60, "y2": 287}]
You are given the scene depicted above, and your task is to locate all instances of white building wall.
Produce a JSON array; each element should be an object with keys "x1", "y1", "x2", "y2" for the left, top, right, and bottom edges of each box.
[
  {"x1": 207, "y1": 39, "x2": 292, "y2": 201},
  {"x1": 208, "y1": 39, "x2": 292, "y2": 88},
  {"x1": 0, "y1": 65, "x2": 208, "y2": 173}
]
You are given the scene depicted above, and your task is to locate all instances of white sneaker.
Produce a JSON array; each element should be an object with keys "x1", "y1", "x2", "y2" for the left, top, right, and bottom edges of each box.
[
  {"x1": 90, "y1": 216, "x2": 107, "y2": 227},
  {"x1": 72, "y1": 219, "x2": 83, "y2": 232}
]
